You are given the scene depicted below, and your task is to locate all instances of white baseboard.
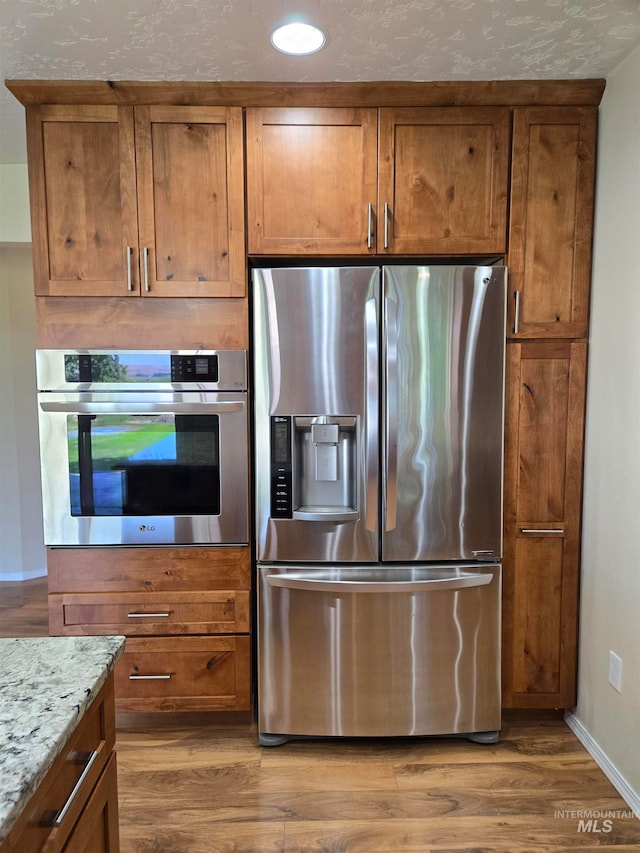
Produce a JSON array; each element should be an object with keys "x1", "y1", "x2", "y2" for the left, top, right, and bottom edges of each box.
[
  {"x1": 0, "y1": 566, "x2": 47, "y2": 582},
  {"x1": 565, "y1": 710, "x2": 640, "y2": 817}
]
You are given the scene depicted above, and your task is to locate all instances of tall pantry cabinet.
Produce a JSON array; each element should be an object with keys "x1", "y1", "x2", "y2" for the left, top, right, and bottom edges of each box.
[{"x1": 502, "y1": 106, "x2": 597, "y2": 708}]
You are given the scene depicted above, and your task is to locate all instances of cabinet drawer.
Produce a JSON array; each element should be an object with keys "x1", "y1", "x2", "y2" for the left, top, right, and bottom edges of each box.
[
  {"x1": 114, "y1": 636, "x2": 251, "y2": 712},
  {"x1": 5, "y1": 677, "x2": 115, "y2": 853},
  {"x1": 47, "y1": 546, "x2": 250, "y2": 593},
  {"x1": 50, "y1": 591, "x2": 250, "y2": 636}
]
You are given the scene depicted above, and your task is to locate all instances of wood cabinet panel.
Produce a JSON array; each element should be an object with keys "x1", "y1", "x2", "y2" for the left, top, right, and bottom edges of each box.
[
  {"x1": 378, "y1": 107, "x2": 510, "y2": 254},
  {"x1": 508, "y1": 107, "x2": 597, "y2": 338},
  {"x1": 502, "y1": 341, "x2": 586, "y2": 708},
  {"x1": 26, "y1": 105, "x2": 138, "y2": 297},
  {"x1": 34, "y1": 296, "x2": 248, "y2": 350},
  {"x1": 51, "y1": 590, "x2": 250, "y2": 636},
  {"x1": 135, "y1": 105, "x2": 245, "y2": 297},
  {"x1": 114, "y1": 636, "x2": 251, "y2": 712},
  {"x1": 512, "y1": 536, "x2": 564, "y2": 695},
  {"x1": 516, "y1": 355, "x2": 570, "y2": 522},
  {"x1": 246, "y1": 107, "x2": 378, "y2": 254},
  {"x1": 47, "y1": 546, "x2": 250, "y2": 593}
]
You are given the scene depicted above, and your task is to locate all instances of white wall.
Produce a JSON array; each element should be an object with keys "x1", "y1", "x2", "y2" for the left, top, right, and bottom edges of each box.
[
  {"x1": 573, "y1": 43, "x2": 640, "y2": 803},
  {"x1": 0, "y1": 165, "x2": 31, "y2": 243},
  {"x1": 0, "y1": 165, "x2": 45, "y2": 581}
]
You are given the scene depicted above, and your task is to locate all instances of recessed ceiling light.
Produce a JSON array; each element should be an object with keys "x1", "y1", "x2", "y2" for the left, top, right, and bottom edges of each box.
[{"x1": 270, "y1": 22, "x2": 326, "y2": 56}]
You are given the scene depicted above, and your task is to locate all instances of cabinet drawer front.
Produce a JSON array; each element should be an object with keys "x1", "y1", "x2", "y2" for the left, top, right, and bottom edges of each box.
[
  {"x1": 6, "y1": 678, "x2": 115, "y2": 853},
  {"x1": 114, "y1": 636, "x2": 250, "y2": 712},
  {"x1": 47, "y1": 546, "x2": 250, "y2": 593},
  {"x1": 55, "y1": 591, "x2": 250, "y2": 635}
]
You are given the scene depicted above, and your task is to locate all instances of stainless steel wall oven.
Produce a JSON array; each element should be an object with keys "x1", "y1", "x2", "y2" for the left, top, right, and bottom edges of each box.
[{"x1": 35, "y1": 349, "x2": 248, "y2": 546}]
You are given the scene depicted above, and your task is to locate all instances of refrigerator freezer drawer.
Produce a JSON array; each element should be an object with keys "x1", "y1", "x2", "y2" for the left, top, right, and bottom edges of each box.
[{"x1": 258, "y1": 564, "x2": 501, "y2": 742}]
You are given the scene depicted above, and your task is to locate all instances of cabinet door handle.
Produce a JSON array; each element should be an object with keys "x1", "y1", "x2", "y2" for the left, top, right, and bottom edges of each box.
[
  {"x1": 143, "y1": 246, "x2": 150, "y2": 292},
  {"x1": 520, "y1": 528, "x2": 565, "y2": 535},
  {"x1": 367, "y1": 202, "x2": 373, "y2": 249},
  {"x1": 52, "y1": 749, "x2": 99, "y2": 827},
  {"x1": 383, "y1": 202, "x2": 389, "y2": 250},
  {"x1": 514, "y1": 290, "x2": 521, "y2": 334},
  {"x1": 126, "y1": 246, "x2": 133, "y2": 292},
  {"x1": 129, "y1": 673, "x2": 172, "y2": 680},
  {"x1": 127, "y1": 611, "x2": 171, "y2": 618}
]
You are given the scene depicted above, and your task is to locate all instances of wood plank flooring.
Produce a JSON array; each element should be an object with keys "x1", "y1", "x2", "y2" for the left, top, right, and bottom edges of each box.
[{"x1": 2, "y1": 577, "x2": 639, "y2": 852}]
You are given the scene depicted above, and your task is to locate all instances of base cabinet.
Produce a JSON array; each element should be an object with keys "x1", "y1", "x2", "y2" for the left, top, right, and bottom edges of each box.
[
  {"x1": 1, "y1": 676, "x2": 118, "y2": 853},
  {"x1": 61, "y1": 755, "x2": 119, "y2": 853},
  {"x1": 47, "y1": 546, "x2": 251, "y2": 714},
  {"x1": 115, "y1": 636, "x2": 250, "y2": 713},
  {"x1": 502, "y1": 341, "x2": 587, "y2": 708}
]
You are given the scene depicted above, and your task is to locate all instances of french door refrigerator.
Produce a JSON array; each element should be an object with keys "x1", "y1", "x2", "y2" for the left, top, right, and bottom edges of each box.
[{"x1": 253, "y1": 265, "x2": 506, "y2": 745}]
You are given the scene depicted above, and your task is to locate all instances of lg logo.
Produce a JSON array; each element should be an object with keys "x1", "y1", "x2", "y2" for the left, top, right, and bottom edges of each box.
[{"x1": 138, "y1": 524, "x2": 156, "y2": 532}]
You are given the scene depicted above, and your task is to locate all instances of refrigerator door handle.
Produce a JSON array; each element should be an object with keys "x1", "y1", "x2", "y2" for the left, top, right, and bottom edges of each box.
[
  {"x1": 365, "y1": 297, "x2": 378, "y2": 532},
  {"x1": 266, "y1": 572, "x2": 494, "y2": 593},
  {"x1": 384, "y1": 296, "x2": 399, "y2": 531}
]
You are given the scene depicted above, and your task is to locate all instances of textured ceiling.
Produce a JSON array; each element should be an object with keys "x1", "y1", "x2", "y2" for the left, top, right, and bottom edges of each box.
[{"x1": 2, "y1": 0, "x2": 640, "y2": 163}]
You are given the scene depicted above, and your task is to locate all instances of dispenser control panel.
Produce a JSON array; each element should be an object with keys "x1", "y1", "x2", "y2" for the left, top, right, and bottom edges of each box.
[{"x1": 270, "y1": 416, "x2": 293, "y2": 518}]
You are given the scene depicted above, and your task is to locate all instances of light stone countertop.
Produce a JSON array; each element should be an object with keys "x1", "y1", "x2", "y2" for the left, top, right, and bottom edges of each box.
[{"x1": 0, "y1": 635, "x2": 125, "y2": 844}]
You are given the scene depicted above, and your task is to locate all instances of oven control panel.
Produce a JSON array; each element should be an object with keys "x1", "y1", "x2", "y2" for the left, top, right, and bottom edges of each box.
[
  {"x1": 170, "y1": 354, "x2": 219, "y2": 382},
  {"x1": 36, "y1": 350, "x2": 247, "y2": 391}
]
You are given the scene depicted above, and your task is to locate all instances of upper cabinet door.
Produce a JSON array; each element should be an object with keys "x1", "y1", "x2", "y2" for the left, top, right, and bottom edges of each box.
[
  {"x1": 378, "y1": 107, "x2": 510, "y2": 255},
  {"x1": 508, "y1": 107, "x2": 597, "y2": 339},
  {"x1": 135, "y1": 106, "x2": 245, "y2": 297},
  {"x1": 246, "y1": 108, "x2": 378, "y2": 254},
  {"x1": 26, "y1": 105, "x2": 139, "y2": 296}
]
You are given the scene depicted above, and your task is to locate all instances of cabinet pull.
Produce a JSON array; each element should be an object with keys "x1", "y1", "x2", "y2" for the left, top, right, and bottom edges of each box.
[
  {"x1": 514, "y1": 290, "x2": 521, "y2": 334},
  {"x1": 52, "y1": 749, "x2": 99, "y2": 827},
  {"x1": 383, "y1": 202, "x2": 389, "y2": 250},
  {"x1": 129, "y1": 673, "x2": 172, "y2": 680},
  {"x1": 126, "y1": 246, "x2": 133, "y2": 292},
  {"x1": 520, "y1": 528, "x2": 565, "y2": 535},
  {"x1": 367, "y1": 202, "x2": 373, "y2": 249},
  {"x1": 127, "y1": 611, "x2": 171, "y2": 618},
  {"x1": 143, "y1": 246, "x2": 150, "y2": 292}
]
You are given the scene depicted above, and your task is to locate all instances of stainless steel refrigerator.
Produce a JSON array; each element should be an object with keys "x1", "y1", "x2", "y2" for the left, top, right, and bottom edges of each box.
[{"x1": 253, "y1": 265, "x2": 506, "y2": 745}]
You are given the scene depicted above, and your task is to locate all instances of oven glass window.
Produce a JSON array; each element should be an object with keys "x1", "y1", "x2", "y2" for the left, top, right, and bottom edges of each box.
[{"x1": 67, "y1": 414, "x2": 220, "y2": 516}]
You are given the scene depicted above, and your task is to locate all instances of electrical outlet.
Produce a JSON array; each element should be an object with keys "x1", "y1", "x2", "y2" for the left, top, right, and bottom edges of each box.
[{"x1": 608, "y1": 651, "x2": 623, "y2": 692}]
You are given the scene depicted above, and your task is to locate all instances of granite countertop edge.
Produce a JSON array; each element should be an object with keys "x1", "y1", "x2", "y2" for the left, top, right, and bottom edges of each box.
[{"x1": 0, "y1": 635, "x2": 126, "y2": 844}]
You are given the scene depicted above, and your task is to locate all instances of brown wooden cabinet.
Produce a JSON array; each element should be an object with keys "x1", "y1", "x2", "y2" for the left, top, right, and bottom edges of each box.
[
  {"x1": 47, "y1": 546, "x2": 251, "y2": 714},
  {"x1": 378, "y1": 107, "x2": 510, "y2": 254},
  {"x1": 2, "y1": 675, "x2": 119, "y2": 853},
  {"x1": 502, "y1": 341, "x2": 587, "y2": 708},
  {"x1": 246, "y1": 106, "x2": 510, "y2": 256},
  {"x1": 508, "y1": 106, "x2": 597, "y2": 338},
  {"x1": 26, "y1": 104, "x2": 245, "y2": 298},
  {"x1": 246, "y1": 107, "x2": 378, "y2": 255}
]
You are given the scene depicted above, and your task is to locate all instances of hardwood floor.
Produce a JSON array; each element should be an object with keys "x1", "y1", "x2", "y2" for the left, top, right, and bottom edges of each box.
[
  {"x1": 2, "y1": 577, "x2": 639, "y2": 852},
  {"x1": 0, "y1": 576, "x2": 49, "y2": 636}
]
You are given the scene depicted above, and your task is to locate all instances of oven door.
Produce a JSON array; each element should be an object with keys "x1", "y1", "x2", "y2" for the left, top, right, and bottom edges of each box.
[{"x1": 37, "y1": 391, "x2": 248, "y2": 545}]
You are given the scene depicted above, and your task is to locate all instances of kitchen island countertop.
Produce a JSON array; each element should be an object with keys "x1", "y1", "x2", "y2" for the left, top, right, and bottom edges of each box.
[{"x1": 0, "y1": 634, "x2": 125, "y2": 844}]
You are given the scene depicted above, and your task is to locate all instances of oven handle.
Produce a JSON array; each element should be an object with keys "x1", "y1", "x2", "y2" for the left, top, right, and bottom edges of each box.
[
  {"x1": 265, "y1": 572, "x2": 493, "y2": 593},
  {"x1": 39, "y1": 400, "x2": 245, "y2": 415}
]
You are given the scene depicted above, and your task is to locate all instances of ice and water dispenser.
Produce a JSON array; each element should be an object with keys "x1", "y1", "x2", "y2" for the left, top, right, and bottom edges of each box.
[{"x1": 270, "y1": 415, "x2": 358, "y2": 521}]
